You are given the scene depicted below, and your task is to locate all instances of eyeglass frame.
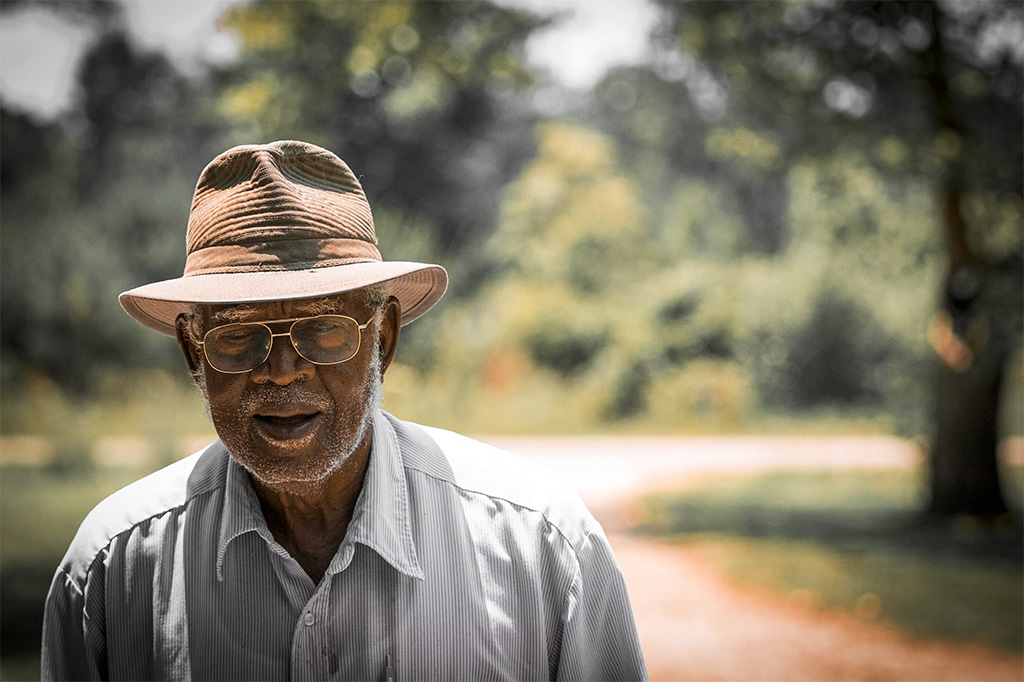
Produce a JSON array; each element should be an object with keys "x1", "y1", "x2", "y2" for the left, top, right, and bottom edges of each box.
[{"x1": 195, "y1": 313, "x2": 374, "y2": 374}]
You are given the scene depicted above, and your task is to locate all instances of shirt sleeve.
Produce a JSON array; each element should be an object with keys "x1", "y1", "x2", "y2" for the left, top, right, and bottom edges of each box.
[
  {"x1": 556, "y1": 529, "x2": 648, "y2": 681},
  {"x1": 41, "y1": 565, "x2": 105, "y2": 681}
]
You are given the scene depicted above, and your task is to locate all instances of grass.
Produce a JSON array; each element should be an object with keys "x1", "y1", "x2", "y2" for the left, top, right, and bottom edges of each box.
[
  {"x1": 0, "y1": 466, "x2": 154, "y2": 565},
  {"x1": 681, "y1": 535, "x2": 1024, "y2": 652},
  {"x1": 639, "y1": 467, "x2": 1024, "y2": 653},
  {"x1": 1, "y1": 372, "x2": 214, "y2": 463},
  {"x1": 0, "y1": 465, "x2": 161, "y2": 679}
]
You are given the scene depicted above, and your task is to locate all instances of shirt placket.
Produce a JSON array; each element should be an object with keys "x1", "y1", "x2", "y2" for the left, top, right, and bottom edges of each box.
[{"x1": 291, "y1": 574, "x2": 336, "y2": 681}]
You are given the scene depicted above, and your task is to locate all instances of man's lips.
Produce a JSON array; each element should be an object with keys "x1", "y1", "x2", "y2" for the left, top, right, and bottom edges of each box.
[{"x1": 252, "y1": 409, "x2": 322, "y2": 441}]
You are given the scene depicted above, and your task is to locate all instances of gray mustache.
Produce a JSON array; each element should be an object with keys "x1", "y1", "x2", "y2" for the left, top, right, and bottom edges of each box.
[{"x1": 238, "y1": 384, "x2": 334, "y2": 415}]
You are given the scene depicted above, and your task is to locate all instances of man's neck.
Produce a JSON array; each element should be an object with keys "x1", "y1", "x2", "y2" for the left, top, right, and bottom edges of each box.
[{"x1": 252, "y1": 431, "x2": 373, "y2": 584}]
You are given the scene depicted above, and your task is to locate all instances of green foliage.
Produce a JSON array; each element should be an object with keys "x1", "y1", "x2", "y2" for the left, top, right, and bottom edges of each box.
[
  {"x1": 657, "y1": 179, "x2": 749, "y2": 259},
  {"x1": 0, "y1": 9, "x2": 225, "y2": 392},
  {"x1": 606, "y1": 359, "x2": 651, "y2": 419},
  {"x1": 524, "y1": 321, "x2": 608, "y2": 378},
  {"x1": 378, "y1": 111, "x2": 950, "y2": 432},
  {"x1": 479, "y1": 122, "x2": 668, "y2": 422},
  {"x1": 491, "y1": 122, "x2": 648, "y2": 289},
  {"x1": 768, "y1": 289, "x2": 904, "y2": 408}
]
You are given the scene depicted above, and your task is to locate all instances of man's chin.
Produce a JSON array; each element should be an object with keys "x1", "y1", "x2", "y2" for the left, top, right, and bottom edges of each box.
[
  {"x1": 243, "y1": 455, "x2": 348, "y2": 493},
  {"x1": 227, "y1": 439, "x2": 346, "y2": 492}
]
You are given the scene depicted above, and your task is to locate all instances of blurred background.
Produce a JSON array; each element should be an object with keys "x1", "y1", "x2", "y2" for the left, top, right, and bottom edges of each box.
[{"x1": 1, "y1": 0, "x2": 1021, "y2": 679}]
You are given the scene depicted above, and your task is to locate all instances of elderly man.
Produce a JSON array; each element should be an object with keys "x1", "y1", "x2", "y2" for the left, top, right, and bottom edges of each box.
[{"x1": 42, "y1": 141, "x2": 647, "y2": 681}]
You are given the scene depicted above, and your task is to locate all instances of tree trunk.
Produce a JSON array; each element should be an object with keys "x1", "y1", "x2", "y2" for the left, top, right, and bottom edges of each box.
[
  {"x1": 925, "y1": 183, "x2": 1010, "y2": 517},
  {"x1": 923, "y1": 4, "x2": 1010, "y2": 518},
  {"x1": 928, "y1": 340, "x2": 1009, "y2": 516}
]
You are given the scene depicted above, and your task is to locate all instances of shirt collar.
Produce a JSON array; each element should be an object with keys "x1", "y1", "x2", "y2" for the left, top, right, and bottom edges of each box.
[
  {"x1": 216, "y1": 409, "x2": 424, "y2": 582},
  {"x1": 217, "y1": 451, "x2": 273, "y2": 581},
  {"x1": 340, "y1": 409, "x2": 423, "y2": 580}
]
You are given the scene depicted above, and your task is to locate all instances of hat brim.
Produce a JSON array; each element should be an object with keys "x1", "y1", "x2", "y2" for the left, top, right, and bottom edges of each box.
[{"x1": 119, "y1": 261, "x2": 447, "y2": 336}]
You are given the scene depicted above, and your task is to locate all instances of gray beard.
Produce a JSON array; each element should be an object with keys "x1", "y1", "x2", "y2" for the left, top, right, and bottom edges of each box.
[{"x1": 195, "y1": 317, "x2": 384, "y2": 495}]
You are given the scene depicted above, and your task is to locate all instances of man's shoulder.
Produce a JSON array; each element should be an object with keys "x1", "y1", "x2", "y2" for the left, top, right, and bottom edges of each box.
[
  {"x1": 384, "y1": 413, "x2": 599, "y2": 548},
  {"x1": 59, "y1": 441, "x2": 229, "y2": 580}
]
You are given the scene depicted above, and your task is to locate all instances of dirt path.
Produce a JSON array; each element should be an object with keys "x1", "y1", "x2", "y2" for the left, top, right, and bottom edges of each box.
[
  {"x1": 484, "y1": 436, "x2": 1024, "y2": 682},
  {"x1": 608, "y1": 532, "x2": 1023, "y2": 682}
]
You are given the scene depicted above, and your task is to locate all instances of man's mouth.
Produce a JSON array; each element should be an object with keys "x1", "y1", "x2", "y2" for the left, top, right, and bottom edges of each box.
[{"x1": 253, "y1": 410, "x2": 322, "y2": 441}]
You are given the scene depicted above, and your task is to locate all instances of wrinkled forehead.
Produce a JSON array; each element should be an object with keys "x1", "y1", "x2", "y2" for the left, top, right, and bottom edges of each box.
[{"x1": 201, "y1": 292, "x2": 367, "y2": 327}]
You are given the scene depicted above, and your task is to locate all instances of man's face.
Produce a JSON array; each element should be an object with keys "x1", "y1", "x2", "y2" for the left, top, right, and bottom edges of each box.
[{"x1": 184, "y1": 291, "x2": 395, "y2": 493}]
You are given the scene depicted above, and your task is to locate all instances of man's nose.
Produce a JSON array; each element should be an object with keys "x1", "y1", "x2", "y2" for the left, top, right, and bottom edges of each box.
[{"x1": 251, "y1": 333, "x2": 315, "y2": 385}]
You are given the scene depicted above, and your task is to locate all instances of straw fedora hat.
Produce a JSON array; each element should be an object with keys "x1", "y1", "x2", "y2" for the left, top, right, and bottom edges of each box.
[{"x1": 119, "y1": 140, "x2": 447, "y2": 336}]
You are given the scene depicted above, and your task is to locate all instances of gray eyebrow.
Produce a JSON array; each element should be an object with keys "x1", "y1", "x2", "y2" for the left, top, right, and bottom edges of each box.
[
  {"x1": 210, "y1": 305, "x2": 260, "y2": 326},
  {"x1": 210, "y1": 298, "x2": 346, "y2": 325}
]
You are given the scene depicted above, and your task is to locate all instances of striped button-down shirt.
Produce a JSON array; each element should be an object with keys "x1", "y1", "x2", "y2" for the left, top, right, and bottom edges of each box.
[{"x1": 42, "y1": 410, "x2": 647, "y2": 680}]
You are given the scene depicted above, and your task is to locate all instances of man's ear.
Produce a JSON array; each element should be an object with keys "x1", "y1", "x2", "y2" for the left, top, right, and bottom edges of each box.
[
  {"x1": 378, "y1": 296, "x2": 401, "y2": 377},
  {"x1": 174, "y1": 313, "x2": 203, "y2": 382}
]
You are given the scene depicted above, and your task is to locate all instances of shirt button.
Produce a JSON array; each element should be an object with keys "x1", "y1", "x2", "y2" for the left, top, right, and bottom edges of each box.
[{"x1": 304, "y1": 613, "x2": 315, "y2": 626}]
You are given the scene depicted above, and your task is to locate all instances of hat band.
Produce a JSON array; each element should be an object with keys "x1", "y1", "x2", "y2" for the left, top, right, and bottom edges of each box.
[{"x1": 184, "y1": 238, "x2": 382, "y2": 276}]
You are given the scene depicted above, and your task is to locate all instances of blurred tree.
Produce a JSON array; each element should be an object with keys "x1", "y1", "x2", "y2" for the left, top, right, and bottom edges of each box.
[
  {"x1": 589, "y1": 63, "x2": 789, "y2": 256},
  {"x1": 487, "y1": 122, "x2": 653, "y2": 417},
  {"x1": 645, "y1": 0, "x2": 1023, "y2": 517},
  {"x1": 1, "y1": 1, "x2": 223, "y2": 392},
  {"x1": 493, "y1": 122, "x2": 649, "y2": 292}
]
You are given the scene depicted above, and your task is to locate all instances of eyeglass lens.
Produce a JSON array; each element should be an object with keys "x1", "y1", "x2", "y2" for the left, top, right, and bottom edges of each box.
[{"x1": 204, "y1": 315, "x2": 361, "y2": 372}]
